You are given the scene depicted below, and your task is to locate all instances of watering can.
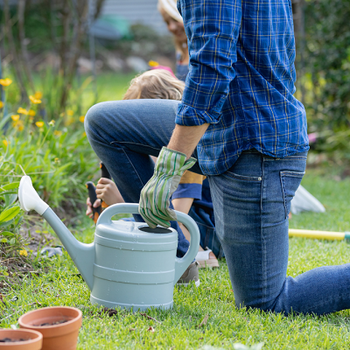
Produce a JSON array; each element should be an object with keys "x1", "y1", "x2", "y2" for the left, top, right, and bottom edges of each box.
[{"x1": 18, "y1": 176, "x2": 200, "y2": 311}]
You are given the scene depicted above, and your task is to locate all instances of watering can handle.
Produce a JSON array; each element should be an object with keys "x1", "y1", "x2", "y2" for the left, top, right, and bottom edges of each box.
[{"x1": 97, "y1": 203, "x2": 200, "y2": 285}]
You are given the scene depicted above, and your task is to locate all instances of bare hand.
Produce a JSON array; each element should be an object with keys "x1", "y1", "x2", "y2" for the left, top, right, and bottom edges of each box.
[
  {"x1": 85, "y1": 196, "x2": 101, "y2": 218},
  {"x1": 96, "y1": 178, "x2": 124, "y2": 206}
]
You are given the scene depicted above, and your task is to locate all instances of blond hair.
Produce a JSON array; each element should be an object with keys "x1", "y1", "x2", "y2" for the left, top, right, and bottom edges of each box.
[
  {"x1": 123, "y1": 69, "x2": 185, "y2": 101},
  {"x1": 157, "y1": 0, "x2": 183, "y2": 23}
]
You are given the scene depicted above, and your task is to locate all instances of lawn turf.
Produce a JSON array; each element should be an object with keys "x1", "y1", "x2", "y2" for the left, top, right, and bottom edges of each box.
[{"x1": 1, "y1": 169, "x2": 350, "y2": 349}]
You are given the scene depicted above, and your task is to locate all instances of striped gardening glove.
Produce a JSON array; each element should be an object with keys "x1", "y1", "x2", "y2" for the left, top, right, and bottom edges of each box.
[{"x1": 139, "y1": 147, "x2": 197, "y2": 228}]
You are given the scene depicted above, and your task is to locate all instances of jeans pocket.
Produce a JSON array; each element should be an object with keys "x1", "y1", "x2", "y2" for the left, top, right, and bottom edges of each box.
[
  {"x1": 280, "y1": 170, "x2": 305, "y2": 219},
  {"x1": 224, "y1": 171, "x2": 262, "y2": 182}
]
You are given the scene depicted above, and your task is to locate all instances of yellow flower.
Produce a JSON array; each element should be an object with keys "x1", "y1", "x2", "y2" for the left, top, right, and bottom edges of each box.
[
  {"x1": 14, "y1": 120, "x2": 24, "y2": 131},
  {"x1": 79, "y1": 115, "x2": 85, "y2": 123},
  {"x1": 34, "y1": 91, "x2": 43, "y2": 99},
  {"x1": 54, "y1": 130, "x2": 62, "y2": 137},
  {"x1": 29, "y1": 116, "x2": 34, "y2": 122},
  {"x1": 29, "y1": 95, "x2": 42, "y2": 104},
  {"x1": 65, "y1": 117, "x2": 73, "y2": 126},
  {"x1": 0, "y1": 101, "x2": 4, "y2": 109},
  {"x1": 35, "y1": 121, "x2": 44, "y2": 128},
  {"x1": 17, "y1": 107, "x2": 28, "y2": 115},
  {"x1": 19, "y1": 249, "x2": 28, "y2": 257},
  {"x1": 0, "y1": 78, "x2": 12, "y2": 87},
  {"x1": 12, "y1": 120, "x2": 24, "y2": 131},
  {"x1": 49, "y1": 120, "x2": 55, "y2": 126},
  {"x1": 2, "y1": 140, "x2": 9, "y2": 147},
  {"x1": 28, "y1": 109, "x2": 36, "y2": 116},
  {"x1": 11, "y1": 114, "x2": 20, "y2": 121},
  {"x1": 148, "y1": 60, "x2": 159, "y2": 67},
  {"x1": 67, "y1": 109, "x2": 74, "y2": 116},
  {"x1": 54, "y1": 158, "x2": 60, "y2": 164}
]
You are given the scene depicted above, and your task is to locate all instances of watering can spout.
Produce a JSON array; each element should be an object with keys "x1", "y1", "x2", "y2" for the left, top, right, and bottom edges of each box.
[
  {"x1": 18, "y1": 176, "x2": 95, "y2": 290},
  {"x1": 18, "y1": 176, "x2": 49, "y2": 215}
]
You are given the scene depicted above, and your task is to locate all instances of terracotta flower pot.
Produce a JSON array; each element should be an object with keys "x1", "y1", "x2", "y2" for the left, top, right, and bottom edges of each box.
[
  {"x1": 18, "y1": 306, "x2": 82, "y2": 350},
  {"x1": 0, "y1": 329, "x2": 42, "y2": 349}
]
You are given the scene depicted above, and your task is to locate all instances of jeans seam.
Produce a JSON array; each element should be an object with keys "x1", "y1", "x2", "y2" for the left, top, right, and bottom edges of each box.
[
  {"x1": 280, "y1": 170, "x2": 305, "y2": 177},
  {"x1": 111, "y1": 140, "x2": 160, "y2": 153},
  {"x1": 196, "y1": 222, "x2": 214, "y2": 230},
  {"x1": 224, "y1": 172, "x2": 262, "y2": 182},
  {"x1": 261, "y1": 156, "x2": 267, "y2": 304},
  {"x1": 120, "y1": 147, "x2": 147, "y2": 188},
  {"x1": 280, "y1": 171, "x2": 304, "y2": 219},
  {"x1": 280, "y1": 172, "x2": 287, "y2": 219},
  {"x1": 264, "y1": 156, "x2": 307, "y2": 162}
]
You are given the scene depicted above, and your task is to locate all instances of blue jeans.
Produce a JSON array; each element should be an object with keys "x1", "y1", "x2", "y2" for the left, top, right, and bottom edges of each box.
[
  {"x1": 84, "y1": 100, "x2": 195, "y2": 258},
  {"x1": 188, "y1": 205, "x2": 224, "y2": 259},
  {"x1": 85, "y1": 99, "x2": 350, "y2": 315},
  {"x1": 208, "y1": 150, "x2": 350, "y2": 314}
]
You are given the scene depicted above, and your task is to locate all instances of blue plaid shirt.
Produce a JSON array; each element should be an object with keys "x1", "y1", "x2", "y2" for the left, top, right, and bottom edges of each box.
[{"x1": 175, "y1": 0, "x2": 309, "y2": 175}]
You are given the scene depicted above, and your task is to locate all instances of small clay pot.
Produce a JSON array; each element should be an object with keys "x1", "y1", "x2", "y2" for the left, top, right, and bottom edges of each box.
[
  {"x1": 0, "y1": 328, "x2": 42, "y2": 349},
  {"x1": 18, "y1": 306, "x2": 82, "y2": 350}
]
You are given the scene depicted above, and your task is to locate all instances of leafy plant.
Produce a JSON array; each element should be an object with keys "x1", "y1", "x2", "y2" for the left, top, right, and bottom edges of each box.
[
  {"x1": 0, "y1": 166, "x2": 27, "y2": 269},
  {"x1": 1, "y1": 0, "x2": 106, "y2": 110},
  {"x1": 0, "y1": 73, "x2": 99, "y2": 273},
  {"x1": 303, "y1": 0, "x2": 350, "y2": 158},
  {"x1": 0, "y1": 183, "x2": 22, "y2": 246}
]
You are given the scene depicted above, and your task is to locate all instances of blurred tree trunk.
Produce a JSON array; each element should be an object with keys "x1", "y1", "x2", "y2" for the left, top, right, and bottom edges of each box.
[
  {"x1": 2, "y1": 0, "x2": 106, "y2": 115},
  {"x1": 95, "y1": 0, "x2": 105, "y2": 19},
  {"x1": 18, "y1": 0, "x2": 35, "y2": 94},
  {"x1": 3, "y1": 0, "x2": 28, "y2": 102},
  {"x1": 59, "y1": 0, "x2": 89, "y2": 112}
]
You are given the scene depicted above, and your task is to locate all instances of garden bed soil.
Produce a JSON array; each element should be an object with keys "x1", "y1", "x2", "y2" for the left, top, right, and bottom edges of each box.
[{"x1": 0, "y1": 216, "x2": 57, "y2": 292}]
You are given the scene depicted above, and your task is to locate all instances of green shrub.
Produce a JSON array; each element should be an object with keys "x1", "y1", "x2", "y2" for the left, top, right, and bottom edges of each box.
[
  {"x1": 303, "y1": 0, "x2": 350, "y2": 158},
  {"x1": 110, "y1": 24, "x2": 175, "y2": 61},
  {"x1": 0, "y1": 77, "x2": 99, "y2": 263}
]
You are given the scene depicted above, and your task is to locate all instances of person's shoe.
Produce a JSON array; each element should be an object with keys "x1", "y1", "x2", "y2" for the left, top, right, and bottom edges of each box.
[
  {"x1": 196, "y1": 249, "x2": 220, "y2": 269},
  {"x1": 177, "y1": 261, "x2": 200, "y2": 287}
]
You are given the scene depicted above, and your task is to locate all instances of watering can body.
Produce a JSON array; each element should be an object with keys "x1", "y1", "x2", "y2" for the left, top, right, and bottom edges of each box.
[
  {"x1": 92, "y1": 217, "x2": 178, "y2": 310},
  {"x1": 18, "y1": 176, "x2": 200, "y2": 311}
]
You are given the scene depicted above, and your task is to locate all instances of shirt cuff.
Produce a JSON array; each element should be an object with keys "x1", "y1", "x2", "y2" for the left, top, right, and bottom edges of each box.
[
  {"x1": 172, "y1": 183, "x2": 202, "y2": 200},
  {"x1": 176, "y1": 103, "x2": 221, "y2": 126}
]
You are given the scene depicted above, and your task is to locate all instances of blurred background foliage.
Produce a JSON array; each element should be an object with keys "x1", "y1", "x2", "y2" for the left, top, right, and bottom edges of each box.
[
  {"x1": 0, "y1": 0, "x2": 348, "y2": 158},
  {"x1": 302, "y1": 0, "x2": 350, "y2": 161},
  {"x1": 0, "y1": 0, "x2": 350, "y2": 258}
]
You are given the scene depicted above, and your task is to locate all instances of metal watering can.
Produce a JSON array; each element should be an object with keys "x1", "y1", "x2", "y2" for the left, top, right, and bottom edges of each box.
[{"x1": 18, "y1": 176, "x2": 200, "y2": 311}]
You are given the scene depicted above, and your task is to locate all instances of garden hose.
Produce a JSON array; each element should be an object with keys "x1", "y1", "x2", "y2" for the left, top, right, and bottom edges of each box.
[{"x1": 289, "y1": 229, "x2": 350, "y2": 241}]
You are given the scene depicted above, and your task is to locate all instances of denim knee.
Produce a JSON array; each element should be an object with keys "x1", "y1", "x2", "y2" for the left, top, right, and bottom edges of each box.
[{"x1": 84, "y1": 102, "x2": 104, "y2": 134}]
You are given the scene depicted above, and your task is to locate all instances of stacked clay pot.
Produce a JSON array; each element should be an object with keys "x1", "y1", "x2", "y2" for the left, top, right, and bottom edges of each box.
[
  {"x1": 0, "y1": 329, "x2": 42, "y2": 349},
  {"x1": 18, "y1": 306, "x2": 82, "y2": 350}
]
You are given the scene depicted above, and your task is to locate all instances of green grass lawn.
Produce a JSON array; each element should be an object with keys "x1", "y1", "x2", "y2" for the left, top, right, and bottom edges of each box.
[
  {"x1": 1, "y1": 169, "x2": 350, "y2": 349},
  {"x1": 80, "y1": 72, "x2": 136, "y2": 113}
]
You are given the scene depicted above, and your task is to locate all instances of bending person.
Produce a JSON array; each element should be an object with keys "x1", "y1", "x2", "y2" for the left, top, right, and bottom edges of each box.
[{"x1": 86, "y1": 69, "x2": 221, "y2": 268}]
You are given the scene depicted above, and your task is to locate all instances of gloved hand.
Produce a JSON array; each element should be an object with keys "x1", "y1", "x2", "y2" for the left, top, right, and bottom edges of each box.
[{"x1": 139, "y1": 147, "x2": 196, "y2": 228}]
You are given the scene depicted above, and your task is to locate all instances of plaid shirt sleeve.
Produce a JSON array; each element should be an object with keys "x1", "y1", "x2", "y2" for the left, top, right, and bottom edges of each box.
[{"x1": 176, "y1": 0, "x2": 241, "y2": 126}]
